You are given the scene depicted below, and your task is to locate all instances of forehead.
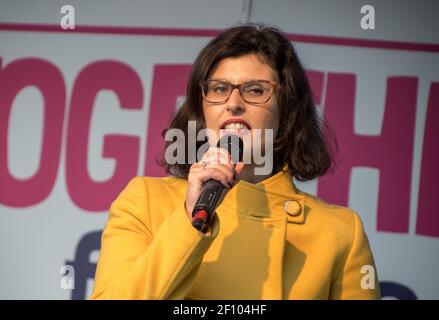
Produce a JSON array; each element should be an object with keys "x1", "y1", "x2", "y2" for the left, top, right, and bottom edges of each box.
[{"x1": 209, "y1": 54, "x2": 278, "y2": 83}]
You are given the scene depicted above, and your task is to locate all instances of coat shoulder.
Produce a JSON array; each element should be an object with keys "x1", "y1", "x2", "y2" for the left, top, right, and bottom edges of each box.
[
  {"x1": 112, "y1": 176, "x2": 188, "y2": 231},
  {"x1": 124, "y1": 175, "x2": 187, "y2": 197},
  {"x1": 299, "y1": 190, "x2": 360, "y2": 233}
]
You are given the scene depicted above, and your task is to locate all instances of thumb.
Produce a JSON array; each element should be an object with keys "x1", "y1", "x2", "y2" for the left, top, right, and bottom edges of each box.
[{"x1": 234, "y1": 162, "x2": 245, "y2": 179}]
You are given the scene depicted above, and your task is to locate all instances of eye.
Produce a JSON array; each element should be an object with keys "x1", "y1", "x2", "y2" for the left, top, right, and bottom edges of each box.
[
  {"x1": 211, "y1": 83, "x2": 229, "y2": 94},
  {"x1": 244, "y1": 85, "x2": 266, "y2": 96}
]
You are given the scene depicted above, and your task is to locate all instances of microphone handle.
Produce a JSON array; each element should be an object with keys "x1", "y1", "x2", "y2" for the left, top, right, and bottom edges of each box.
[{"x1": 192, "y1": 179, "x2": 225, "y2": 224}]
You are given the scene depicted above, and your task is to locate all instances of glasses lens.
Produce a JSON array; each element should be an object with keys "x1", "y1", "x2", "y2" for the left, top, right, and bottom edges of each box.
[
  {"x1": 203, "y1": 80, "x2": 231, "y2": 103},
  {"x1": 202, "y1": 80, "x2": 274, "y2": 104},
  {"x1": 241, "y1": 81, "x2": 272, "y2": 103}
]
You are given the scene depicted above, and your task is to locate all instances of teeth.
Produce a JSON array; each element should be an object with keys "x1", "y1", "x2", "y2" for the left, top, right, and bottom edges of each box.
[{"x1": 224, "y1": 123, "x2": 248, "y2": 130}]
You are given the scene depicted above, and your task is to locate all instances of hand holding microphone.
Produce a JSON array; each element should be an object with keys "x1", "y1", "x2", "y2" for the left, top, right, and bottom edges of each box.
[{"x1": 185, "y1": 135, "x2": 245, "y2": 231}]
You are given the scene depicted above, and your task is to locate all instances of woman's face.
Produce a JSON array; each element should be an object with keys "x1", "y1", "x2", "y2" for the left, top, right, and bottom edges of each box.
[{"x1": 202, "y1": 54, "x2": 280, "y2": 160}]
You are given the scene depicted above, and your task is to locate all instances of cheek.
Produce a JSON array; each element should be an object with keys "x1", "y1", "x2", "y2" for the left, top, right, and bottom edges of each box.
[{"x1": 202, "y1": 105, "x2": 222, "y2": 130}]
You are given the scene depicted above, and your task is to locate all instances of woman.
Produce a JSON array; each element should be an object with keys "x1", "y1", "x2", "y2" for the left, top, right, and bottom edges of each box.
[{"x1": 91, "y1": 24, "x2": 380, "y2": 300}]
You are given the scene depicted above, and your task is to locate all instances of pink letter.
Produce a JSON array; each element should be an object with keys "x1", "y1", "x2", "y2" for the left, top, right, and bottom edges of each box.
[
  {"x1": 416, "y1": 82, "x2": 439, "y2": 237},
  {"x1": 66, "y1": 61, "x2": 143, "y2": 212},
  {"x1": 306, "y1": 70, "x2": 325, "y2": 105},
  {"x1": 0, "y1": 57, "x2": 65, "y2": 207},
  {"x1": 144, "y1": 65, "x2": 191, "y2": 177},
  {"x1": 318, "y1": 74, "x2": 417, "y2": 233}
]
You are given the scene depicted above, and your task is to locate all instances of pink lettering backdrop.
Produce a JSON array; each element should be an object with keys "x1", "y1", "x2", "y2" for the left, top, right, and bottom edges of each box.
[{"x1": 2, "y1": 58, "x2": 437, "y2": 236}]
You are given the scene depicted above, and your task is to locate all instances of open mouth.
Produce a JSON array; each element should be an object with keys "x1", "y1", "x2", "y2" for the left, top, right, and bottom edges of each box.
[{"x1": 220, "y1": 119, "x2": 252, "y2": 135}]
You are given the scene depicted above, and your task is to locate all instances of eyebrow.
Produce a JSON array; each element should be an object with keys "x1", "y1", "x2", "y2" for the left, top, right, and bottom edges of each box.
[{"x1": 208, "y1": 78, "x2": 274, "y2": 83}]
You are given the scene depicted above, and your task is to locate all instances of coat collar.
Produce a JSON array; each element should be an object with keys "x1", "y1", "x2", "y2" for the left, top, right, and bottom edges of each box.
[{"x1": 220, "y1": 165, "x2": 306, "y2": 224}]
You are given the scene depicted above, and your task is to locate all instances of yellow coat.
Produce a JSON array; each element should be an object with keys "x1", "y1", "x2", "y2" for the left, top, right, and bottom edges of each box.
[{"x1": 91, "y1": 166, "x2": 380, "y2": 300}]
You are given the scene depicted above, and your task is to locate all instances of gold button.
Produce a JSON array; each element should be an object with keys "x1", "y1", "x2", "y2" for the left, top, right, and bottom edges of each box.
[{"x1": 284, "y1": 200, "x2": 301, "y2": 216}]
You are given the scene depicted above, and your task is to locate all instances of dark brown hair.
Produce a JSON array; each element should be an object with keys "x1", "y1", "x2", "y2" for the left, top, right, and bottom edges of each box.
[{"x1": 160, "y1": 23, "x2": 336, "y2": 181}]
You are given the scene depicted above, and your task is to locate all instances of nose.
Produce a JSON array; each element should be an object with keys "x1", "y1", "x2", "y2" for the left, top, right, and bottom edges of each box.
[{"x1": 226, "y1": 88, "x2": 245, "y2": 113}]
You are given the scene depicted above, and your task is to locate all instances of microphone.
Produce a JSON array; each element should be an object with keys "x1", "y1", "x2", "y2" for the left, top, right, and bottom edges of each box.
[{"x1": 191, "y1": 134, "x2": 244, "y2": 230}]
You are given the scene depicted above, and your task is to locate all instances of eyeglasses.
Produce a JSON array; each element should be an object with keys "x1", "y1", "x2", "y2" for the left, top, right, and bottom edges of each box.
[{"x1": 200, "y1": 79, "x2": 277, "y2": 104}]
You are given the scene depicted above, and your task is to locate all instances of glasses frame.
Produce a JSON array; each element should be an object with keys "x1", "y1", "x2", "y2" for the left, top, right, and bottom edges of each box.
[{"x1": 200, "y1": 79, "x2": 277, "y2": 105}]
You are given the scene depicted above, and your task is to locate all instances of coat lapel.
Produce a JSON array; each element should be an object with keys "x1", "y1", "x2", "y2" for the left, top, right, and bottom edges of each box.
[{"x1": 188, "y1": 166, "x2": 306, "y2": 299}]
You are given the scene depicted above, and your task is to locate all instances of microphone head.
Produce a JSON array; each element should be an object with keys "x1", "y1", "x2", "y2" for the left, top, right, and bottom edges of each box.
[{"x1": 217, "y1": 134, "x2": 244, "y2": 163}]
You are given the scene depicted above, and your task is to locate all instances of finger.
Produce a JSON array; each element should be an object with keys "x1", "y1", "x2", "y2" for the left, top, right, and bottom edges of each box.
[
  {"x1": 221, "y1": 162, "x2": 244, "y2": 189},
  {"x1": 189, "y1": 161, "x2": 232, "y2": 183},
  {"x1": 234, "y1": 162, "x2": 245, "y2": 180},
  {"x1": 204, "y1": 163, "x2": 234, "y2": 184},
  {"x1": 196, "y1": 167, "x2": 233, "y2": 188},
  {"x1": 201, "y1": 149, "x2": 225, "y2": 165},
  {"x1": 202, "y1": 154, "x2": 230, "y2": 166},
  {"x1": 203, "y1": 147, "x2": 233, "y2": 165},
  {"x1": 191, "y1": 156, "x2": 235, "y2": 184}
]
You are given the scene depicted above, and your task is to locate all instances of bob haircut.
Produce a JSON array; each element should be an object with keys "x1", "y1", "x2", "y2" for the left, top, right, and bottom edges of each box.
[{"x1": 160, "y1": 23, "x2": 335, "y2": 181}]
